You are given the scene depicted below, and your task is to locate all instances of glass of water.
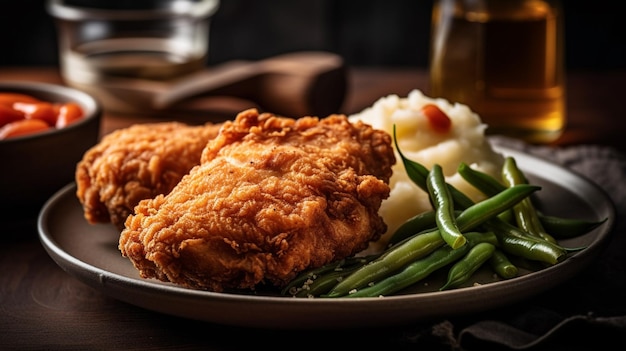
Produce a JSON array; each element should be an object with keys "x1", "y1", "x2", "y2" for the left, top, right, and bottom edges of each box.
[{"x1": 48, "y1": 0, "x2": 220, "y2": 112}]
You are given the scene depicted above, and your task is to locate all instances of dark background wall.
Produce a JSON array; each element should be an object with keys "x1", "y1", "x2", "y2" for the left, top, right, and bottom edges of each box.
[{"x1": 0, "y1": 0, "x2": 624, "y2": 71}]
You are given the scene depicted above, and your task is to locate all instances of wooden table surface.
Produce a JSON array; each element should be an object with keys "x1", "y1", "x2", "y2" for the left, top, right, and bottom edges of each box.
[{"x1": 1, "y1": 66, "x2": 625, "y2": 350}]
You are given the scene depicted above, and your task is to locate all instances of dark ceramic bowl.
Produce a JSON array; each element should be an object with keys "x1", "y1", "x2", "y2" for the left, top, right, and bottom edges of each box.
[{"x1": 0, "y1": 81, "x2": 101, "y2": 218}]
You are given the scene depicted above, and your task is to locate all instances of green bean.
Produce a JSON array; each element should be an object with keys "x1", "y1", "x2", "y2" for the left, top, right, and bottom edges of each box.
[
  {"x1": 539, "y1": 214, "x2": 608, "y2": 238},
  {"x1": 497, "y1": 234, "x2": 565, "y2": 265},
  {"x1": 488, "y1": 248, "x2": 518, "y2": 279},
  {"x1": 281, "y1": 255, "x2": 375, "y2": 295},
  {"x1": 502, "y1": 156, "x2": 557, "y2": 244},
  {"x1": 440, "y1": 242, "x2": 496, "y2": 290},
  {"x1": 458, "y1": 160, "x2": 607, "y2": 238},
  {"x1": 346, "y1": 245, "x2": 469, "y2": 297},
  {"x1": 311, "y1": 185, "x2": 539, "y2": 297},
  {"x1": 326, "y1": 184, "x2": 533, "y2": 297},
  {"x1": 469, "y1": 230, "x2": 499, "y2": 247},
  {"x1": 293, "y1": 264, "x2": 365, "y2": 297},
  {"x1": 458, "y1": 160, "x2": 607, "y2": 239},
  {"x1": 387, "y1": 210, "x2": 437, "y2": 246},
  {"x1": 454, "y1": 184, "x2": 540, "y2": 230},
  {"x1": 281, "y1": 262, "x2": 341, "y2": 295},
  {"x1": 427, "y1": 164, "x2": 467, "y2": 249},
  {"x1": 458, "y1": 162, "x2": 507, "y2": 197},
  {"x1": 344, "y1": 231, "x2": 495, "y2": 298},
  {"x1": 388, "y1": 183, "x2": 537, "y2": 247},
  {"x1": 449, "y1": 183, "x2": 477, "y2": 210},
  {"x1": 325, "y1": 230, "x2": 445, "y2": 297},
  {"x1": 485, "y1": 219, "x2": 567, "y2": 265},
  {"x1": 393, "y1": 125, "x2": 430, "y2": 192},
  {"x1": 457, "y1": 161, "x2": 514, "y2": 223},
  {"x1": 393, "y1": 125, "x2": 474, "y2": 209}
]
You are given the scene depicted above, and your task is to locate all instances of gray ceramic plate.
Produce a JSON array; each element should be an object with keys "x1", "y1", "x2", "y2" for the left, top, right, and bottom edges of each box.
[{"x1": 38, "y1": 147, "x2": 615, "y2": 329}]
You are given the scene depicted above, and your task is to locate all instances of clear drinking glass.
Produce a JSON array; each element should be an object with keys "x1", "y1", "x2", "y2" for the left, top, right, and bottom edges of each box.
[
  {"x1": 48, "y1": 0, "x2": 219, "y2": 112},
  {"x1": 429, "y1": 0, "x2": 565, "y2": 143}
]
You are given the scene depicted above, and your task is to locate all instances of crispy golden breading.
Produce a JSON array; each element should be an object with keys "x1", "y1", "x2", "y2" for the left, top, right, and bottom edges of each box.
[
  {"x1": 76, "y1": 122, "x2": 222, "y2": 229},
  {"x1": 119, "y1": 109, "x2": 395, "y2": 292}
]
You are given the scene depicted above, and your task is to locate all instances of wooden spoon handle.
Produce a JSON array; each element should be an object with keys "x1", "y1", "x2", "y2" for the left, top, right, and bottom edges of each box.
[
  {"x1": 157, "y1": 51, "x2": 348, "y2": 117},
  {"x1": 153, "y1": 60, "x2": 257, "y2": 109}
]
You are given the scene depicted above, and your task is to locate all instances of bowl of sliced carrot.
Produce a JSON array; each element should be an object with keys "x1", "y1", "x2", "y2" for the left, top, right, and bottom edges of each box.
[{"x1": 0, "y1": 81, "x2": 101, "y2": 216}]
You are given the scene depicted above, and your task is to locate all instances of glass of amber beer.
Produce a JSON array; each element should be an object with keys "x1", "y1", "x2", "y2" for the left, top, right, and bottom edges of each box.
[{"x1": 429, "y1": 0, "x2": 565, "y2": 143}]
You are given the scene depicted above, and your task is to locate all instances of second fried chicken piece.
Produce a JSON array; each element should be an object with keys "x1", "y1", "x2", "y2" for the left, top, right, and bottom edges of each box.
[
  {"x1": 76, "y1": 122, "x2": 222, "y2": 229},
  {"x1": 119, "y1": 109, "x2": 395, "y2": 292}
]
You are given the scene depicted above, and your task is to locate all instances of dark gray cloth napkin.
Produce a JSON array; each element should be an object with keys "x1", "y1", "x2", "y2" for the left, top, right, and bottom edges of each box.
[{"x1": 401, "y1": 136, "x2": 626, "y2": 350}]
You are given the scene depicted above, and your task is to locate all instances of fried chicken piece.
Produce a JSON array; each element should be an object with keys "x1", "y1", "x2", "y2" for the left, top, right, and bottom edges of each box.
[
  {"x1": 119, "y1": 109, "x2": 395, "y2": 292},
  {"x1": 76, "y1": 122, "x2": 222, "y2": 229}
]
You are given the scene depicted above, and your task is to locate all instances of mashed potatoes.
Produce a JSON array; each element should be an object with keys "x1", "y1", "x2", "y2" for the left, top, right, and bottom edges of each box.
[{"x1": 349, "y1": 90, "x2": 504, "y2": 252}]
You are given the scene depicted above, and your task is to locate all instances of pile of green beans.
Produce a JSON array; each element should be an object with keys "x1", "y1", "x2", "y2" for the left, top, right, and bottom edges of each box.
[{"x1": 282, "y1": 127, "x2": 607, "y2": 298}]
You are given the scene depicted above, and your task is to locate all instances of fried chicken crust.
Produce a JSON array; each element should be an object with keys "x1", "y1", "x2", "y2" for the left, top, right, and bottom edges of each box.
[
  {"x1": 119, "y1": 109, "x2": 395, "y2": 292},
  {"x1": 76, "y1": 122, "x2": 222, "y2": 229}
]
